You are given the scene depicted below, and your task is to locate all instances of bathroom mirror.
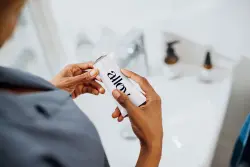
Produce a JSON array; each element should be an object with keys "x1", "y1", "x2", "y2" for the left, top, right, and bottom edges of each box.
[{"x1": 76, "y1": 33, "x2": 94, "y2": 62}]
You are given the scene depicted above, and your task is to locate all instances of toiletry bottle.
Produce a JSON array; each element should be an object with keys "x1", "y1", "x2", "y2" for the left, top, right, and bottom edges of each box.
[
  {"x1": 94, "y1": 53, "x2": 146, "y2": 117},
  {"x1": 163, "y1": 40, "x2": 181, "y2": 78},
  {"x1": 200, "y1": 51, "x2": 213, "y2": 82},
  {"x1": 203, "y1": 51, "x2": 212, "y2": 69},
  {"x1": 165, "y1": 40, "x2": 179, "y2": 65}
]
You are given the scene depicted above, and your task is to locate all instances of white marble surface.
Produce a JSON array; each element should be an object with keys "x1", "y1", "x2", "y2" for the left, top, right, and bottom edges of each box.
[{"x1": 75, "y1": 72, "x2": 232, "y2": 167}]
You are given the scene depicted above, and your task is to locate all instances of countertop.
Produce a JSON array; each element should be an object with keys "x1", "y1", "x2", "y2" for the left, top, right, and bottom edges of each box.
[{"x1": 75, "y1": 73, "x2": 233, "y2": 166}]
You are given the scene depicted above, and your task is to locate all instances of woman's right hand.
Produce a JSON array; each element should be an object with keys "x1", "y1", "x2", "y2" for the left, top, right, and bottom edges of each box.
[{"x1": 112, "y1": 69, "x2": 163, "y2": 167}]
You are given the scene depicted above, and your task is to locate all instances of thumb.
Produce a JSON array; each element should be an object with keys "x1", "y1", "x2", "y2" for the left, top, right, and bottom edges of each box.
[
  {"x1": 70, "y1": 69, "x2": 99, "y2": 84},
  {"x1": 112, "y1": 90, "x2": 137, "y2": 115}
]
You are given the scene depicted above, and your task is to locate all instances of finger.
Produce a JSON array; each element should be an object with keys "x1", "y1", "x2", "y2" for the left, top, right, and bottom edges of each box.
[
  {"x1": 71, "y1": 92, "x2": 76, "y2": 99},
  {"x1": 112, "y1": 107, "x2": 121, "y2": 118},
  {"x1": 118, "y1": 115, "x2": 124, "y2": 122},
  {"x1": 112, "y1": 90, "x2": 137, "y2": 116},
  {"x1": 96, "y1": 76, "x2": 103, "y2": 82},
  {"x1": 121, "y1": 69, "x2": 154, "y2": 94},
  {"x1": 81, "y1": 70, "x2": 102, "y2": 82},
  {"x1": 70, "y1": 69, "x2": 99, "y2": 85},
  {"x1": 75, "y1": 62, "x2": 94, "y2": 70},
  {"x1": 87, "y1": 87, "x2": 99, "y2": 95},
  {"x1": 90, "y1": 81, "x2": 105, "y2": 94},
  {"x1": 83, "y1": 87, "x2": 99, "y2": 95},
  {"x1": 80, "y1": 69, "x2": 102, "y2": 82},
  {"x1": 73, "y1": 69, "x2": 83, "y2": 76},
  {"x1": 75, "y1": 84, "x2": 84, "y2": 97}
]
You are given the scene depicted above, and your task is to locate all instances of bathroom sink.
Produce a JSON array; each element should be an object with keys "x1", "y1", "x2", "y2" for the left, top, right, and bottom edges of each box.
[{"x1": 75, "y1": 75, "x2": 232, "y2": 167}]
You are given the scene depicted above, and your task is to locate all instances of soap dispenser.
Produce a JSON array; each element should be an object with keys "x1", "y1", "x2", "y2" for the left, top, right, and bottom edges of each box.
[
  {"x1": 200, "y1": 51, "x2": 213, "y2": 82},
  {"x1": 163, "y1": 40, "x2": 181, "y2": 79},
  {"x1": 165, "y1": 40, "x2": 179, "y2": 64}
]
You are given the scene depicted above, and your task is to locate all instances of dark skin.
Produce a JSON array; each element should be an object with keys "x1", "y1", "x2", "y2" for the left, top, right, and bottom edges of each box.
[
  {"x1": 0, "y1": 62, "x2": 105, "y2": 97},
  {"x1": 112, "y1": 69, "x2": 163, "y2": 167},
  {"x1": 0, "y1": 1, "x2": 163, "y2": 166},
  {"x1": 51, "y1": 62, "x2": 105, "y2": 98}
]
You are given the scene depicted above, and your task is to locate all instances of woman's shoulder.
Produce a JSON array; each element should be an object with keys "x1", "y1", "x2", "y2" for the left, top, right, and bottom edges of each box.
[
  {"x1": 0, "y1": 90, "x2": 108, "y2": 167},
  {"x1": 0, "y1": 66, "x2": 55, "y2": 90}
]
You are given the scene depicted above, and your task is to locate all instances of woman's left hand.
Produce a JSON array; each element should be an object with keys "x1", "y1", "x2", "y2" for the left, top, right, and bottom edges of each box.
[{"x1": 51, "y1": 62, "x2": 105, "y2": 99}]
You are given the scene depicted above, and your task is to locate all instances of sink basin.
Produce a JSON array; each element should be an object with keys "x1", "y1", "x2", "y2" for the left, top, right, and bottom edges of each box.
[{"x1": 75, "y1": 75, "x2": 232, "y2": 167}]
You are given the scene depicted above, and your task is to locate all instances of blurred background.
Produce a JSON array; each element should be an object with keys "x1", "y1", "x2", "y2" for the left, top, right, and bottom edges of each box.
[
  {"x1": 0, "y1": 0, "x2": 249, "y2": 166},
  {"x1": 1, "y1": 0, "x2": 249, "y2": 78}
]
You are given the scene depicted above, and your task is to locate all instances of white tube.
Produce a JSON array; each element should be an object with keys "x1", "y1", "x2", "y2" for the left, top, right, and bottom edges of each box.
[{"x1": 94, "y1": 53, "x2": 146, "y2": 117}]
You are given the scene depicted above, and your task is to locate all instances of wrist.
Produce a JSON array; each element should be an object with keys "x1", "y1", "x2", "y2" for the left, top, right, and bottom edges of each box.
[
  {"x1": 140, "y1": 140, "x2": 162, "y2": 158},
  {"x1": 137, "y1": 141, "x2": 162, "y2": 167},
  {"x1": 50, "y1": 79, "x2": 57, "y2": 86}
]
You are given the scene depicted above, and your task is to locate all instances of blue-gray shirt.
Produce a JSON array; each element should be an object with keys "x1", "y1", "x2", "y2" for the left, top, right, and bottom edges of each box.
[{"x1": 0, "y1": 66, "x2": 109, "y2": 167}]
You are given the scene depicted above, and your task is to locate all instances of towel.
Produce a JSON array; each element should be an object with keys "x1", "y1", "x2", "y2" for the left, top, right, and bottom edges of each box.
[{"x1": 231, "y1": 114, "x2": 250, "y2": 167}]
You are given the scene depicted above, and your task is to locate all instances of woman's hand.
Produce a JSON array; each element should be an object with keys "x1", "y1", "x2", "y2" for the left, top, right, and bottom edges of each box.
[
  {"x1": 112, "y1": 69, "x2": 163, "y2": 167},
  {"x1": 51, "y1": 62, "x2": 105, "y2": 99}
]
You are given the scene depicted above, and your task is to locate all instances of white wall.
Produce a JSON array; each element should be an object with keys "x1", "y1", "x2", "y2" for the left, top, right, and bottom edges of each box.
[
  {"x1": 160, "y1": 0, "x2": 250, "y2": 60},
  {"x1": 50, "y1": 0, "x2": 250, "y2": 73}
]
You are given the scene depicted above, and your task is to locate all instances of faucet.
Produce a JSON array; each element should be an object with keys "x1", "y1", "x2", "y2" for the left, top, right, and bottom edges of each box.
[{"x1": 115, "y1": 29, "x2": 149, "y2": 76}]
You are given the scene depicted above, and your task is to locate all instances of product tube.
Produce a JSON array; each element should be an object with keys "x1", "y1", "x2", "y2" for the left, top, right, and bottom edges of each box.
[{"x1": 94, "y1": 53, "x2": 146, "y2": 117}]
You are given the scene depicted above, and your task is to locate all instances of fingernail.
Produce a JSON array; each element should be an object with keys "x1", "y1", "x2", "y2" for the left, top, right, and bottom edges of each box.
[
  {"x1": 113, "y1": 90, "x2": 120, "y2": 99},
  {"x1": 99, "y1": 88, "x2": 105, "y2": 94},
  {"x1": 90, "y1": 69, "x2": 98, "y2": 76}
]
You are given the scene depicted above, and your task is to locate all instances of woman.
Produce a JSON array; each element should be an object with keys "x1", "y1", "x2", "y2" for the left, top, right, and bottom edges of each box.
[{"x1": 0, "y1": 1, "x2": 163, "y2": 167}]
